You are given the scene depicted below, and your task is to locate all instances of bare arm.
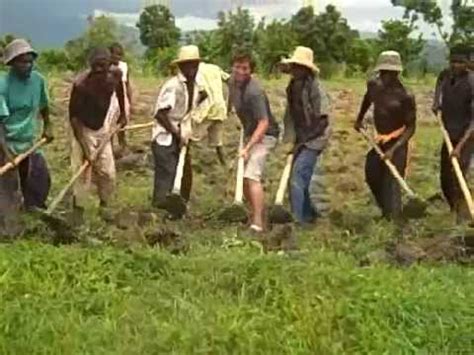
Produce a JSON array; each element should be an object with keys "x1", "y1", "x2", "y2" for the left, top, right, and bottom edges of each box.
[
  {"x1": 40, "y1": 106, "x2": 54, "y2": 142},
  {"x1": 39, "y1": 78, "x2": 54, "y2": 141},
  {"x1": 69, "y1": 84, "x2": 91, "y2": 160},
  {"x1": 432, "y1": 70, "x2": 445, "y2": 114},
  {"x1": 454, "y1": 75, "x2": 474, "y2": 154},
  {"x1": 69, "y1": 116, "x2": 91, "y2": 160},
  {"x1": 355, "y1": 82, "x2": 374, "y2": 131},
  {"x1": 0, "y1": 123, "x2": 14, "y2": 162},
  {"x1": 245, "y1": 118, "x2": 269, "y2": 152},
  {"x1": 242, "y1": 91, "x2": 271, "y2": 154},
  {"x1": 154, "y1": 108, "x2": 179, "y2": 137},
  {"x1": 114, "y1": 73, "x2": 127, "y2": 127},
  {"x1": 126, "y1": 71, "x2": 133, "y2": 105},
  {"x1": 356, "y1": 91, "x2": 372, "y2": 126}
]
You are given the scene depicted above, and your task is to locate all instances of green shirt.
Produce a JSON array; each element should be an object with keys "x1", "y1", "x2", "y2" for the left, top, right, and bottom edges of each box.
[{"x1": 0, "y1": 70, "x2": 49, "y2": 154}]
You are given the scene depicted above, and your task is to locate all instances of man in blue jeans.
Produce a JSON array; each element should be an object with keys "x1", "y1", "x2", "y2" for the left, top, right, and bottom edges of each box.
[{"x1": 282, "y1": 47, "x2": 331, "y2": 224}]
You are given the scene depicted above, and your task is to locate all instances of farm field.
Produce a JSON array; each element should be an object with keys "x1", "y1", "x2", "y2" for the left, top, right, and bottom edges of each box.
[{"x1": 0, "y1": 73, "x2": 473, "y2": 354}]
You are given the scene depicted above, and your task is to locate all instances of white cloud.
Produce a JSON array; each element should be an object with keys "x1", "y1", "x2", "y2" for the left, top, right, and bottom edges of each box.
[
  {"x1": 98, "y1": 0, "x2": 453, "y2": 38},
  {"x1": 176, "y1": 16, "x2": 217, "y2": 31}
]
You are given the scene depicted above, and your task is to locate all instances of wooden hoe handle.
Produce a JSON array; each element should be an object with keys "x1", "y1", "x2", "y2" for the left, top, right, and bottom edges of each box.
[
  {"x1": 234, "y1": 130, "x2": 245, "y2": 204},
  {"x1": 0, "y1": 138, "x2": 48, "y2": 176},
  {"x1": 435, "y1": 116, "x2": 474, "y2": 220},
  {"x1": 275, "y1": 154, "x2": 294, "y2": 205},
  {"x1": 360, "y1": 129, "x2": 416, "y2": 198}
]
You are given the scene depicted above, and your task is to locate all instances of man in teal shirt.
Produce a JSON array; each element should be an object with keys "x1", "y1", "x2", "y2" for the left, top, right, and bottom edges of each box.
[{"x1": 0, "y1": 39, "x2": 53, "y2": 234}]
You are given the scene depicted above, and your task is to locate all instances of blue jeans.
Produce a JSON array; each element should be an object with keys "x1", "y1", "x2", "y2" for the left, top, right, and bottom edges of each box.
[{"x1": 290, "y1": 147, "x2": 320, "y2": 224}]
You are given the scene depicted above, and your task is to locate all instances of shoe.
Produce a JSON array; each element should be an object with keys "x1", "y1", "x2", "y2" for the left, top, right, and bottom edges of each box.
[{"x1": 250, "y1": 224, "x2": 264, "y2": 233}]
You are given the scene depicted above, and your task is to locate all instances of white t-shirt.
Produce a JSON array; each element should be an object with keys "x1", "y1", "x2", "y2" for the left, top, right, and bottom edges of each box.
[
  {"x1": 118, "y1": 61, "x2": 128, "y2": 83},
  {"x1": 152, "y1": 73, "x2": 204, "y2": 146}
]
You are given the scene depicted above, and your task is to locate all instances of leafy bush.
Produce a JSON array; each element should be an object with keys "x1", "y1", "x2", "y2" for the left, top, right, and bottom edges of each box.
[
  {"x1": 65, "y1": 16, "x2": 120, "y2": 70},
  {"x1": 36, "y1": 49, "x2": 70, "y2": 72},
  {"x1": 143, "y1": 46, "x2": 178, "y2": 77}
]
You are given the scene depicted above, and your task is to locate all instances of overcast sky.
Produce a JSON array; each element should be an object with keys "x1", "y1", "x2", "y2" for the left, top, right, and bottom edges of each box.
[
  {"x1": 0, "y1": 0, "x2": 452, "y2": 46},
  {"x1": 99, "y1": 0, "x2": 450, "y2": 37}
]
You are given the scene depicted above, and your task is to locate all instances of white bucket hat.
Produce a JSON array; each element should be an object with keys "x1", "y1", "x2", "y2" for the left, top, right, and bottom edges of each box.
[
  {"x1": 282, "y1": 46, "x2": 320, "y2": 73},
  {"x1": 3, "y1": 39, "x2": 37, "y2": 65},
  {"x1": 172, "y1": 45, "x2": 201, "y2": 65},
  {"x1": 375, "y1": 50, "x2": 403, "y2": 72}
]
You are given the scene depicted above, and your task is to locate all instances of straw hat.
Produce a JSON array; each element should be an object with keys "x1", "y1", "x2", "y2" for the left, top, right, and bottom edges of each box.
[
  {"x1": 375, "y1": 51, "x2": 403, "y2": 72},
  {"x1": 3, "y1": 39, "x2": 37, "y2": 65},
  {"x1": 172, "y1": 45, "x2": 201, "y2": 65},
  {"x1": 282, "y1": 46, "x2": 319, "y2": 73}
]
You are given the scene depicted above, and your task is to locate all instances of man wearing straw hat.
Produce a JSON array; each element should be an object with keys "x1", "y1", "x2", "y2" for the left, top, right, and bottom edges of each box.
[
  {"x1": 68, "y1": 47, "x2": 126, "y2": 218},
  {"x1": 0, "y1": 39, "x2": 53, "y2": 234},
  {"x1": 354, "y1": 51, "x2": 417, "y2": 220},
  {"x1": 228, "y1": 52, "x2": 280, "y2": 232},
  {"x1": 281, "y1": 46, "x2": 331, "y2": 224},
  {"x1": 433, "y1": 45, "x2": 474, "y2": 219},
  {"x1": 151, "y1": 45, "x2": 209, "y2": 210}
]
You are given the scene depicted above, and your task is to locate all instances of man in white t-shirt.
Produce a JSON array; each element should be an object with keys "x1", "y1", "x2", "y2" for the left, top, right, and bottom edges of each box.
[
  {"x1": 151, "y1": 45, "x2": 205, "y2": 210},
  {"x1": 110, "y1": 43, "x2": 133, "y2": 153}
]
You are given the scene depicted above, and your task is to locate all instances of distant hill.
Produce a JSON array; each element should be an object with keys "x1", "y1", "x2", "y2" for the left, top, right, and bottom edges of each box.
[
  {"x1": 360, "y1": 31, "x2": 447, "y2": 70},
  {"x1": 422, "y1": 39, "x2": 448, "y2": 71}
]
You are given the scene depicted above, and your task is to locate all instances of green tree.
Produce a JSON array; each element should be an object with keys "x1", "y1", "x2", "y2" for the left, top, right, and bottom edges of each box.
[
  {"x1": 215, "y1": 8, "x2": 256, "y2": 67},
  {"x1": 0, "y1": 34, "x2": 16, "y2": 54},
  {"x1": 143, "y1": 46, "x2": 178, "y2": 77},
  {"x1": 316, "y1": 5, "x2": 359, "y2": 63},
  {"x1": 347, "y1": 38, "x2": 377, "y2": 74},
  {"x1": 290, "y1": 5, "x2": 359, "y2": 64},
  {"x1": 391, "y1": 0, "x2": 473, "y2": 45},
  {"x1": 185, "y1": 30, "x2": 221, "y2": 64},
  {"x1": 65, "y1": 16, "x2": 120, "y2": 69},
  {"x1": 0, "y1": 34, "x2": 17, "y2": 71},
  {"x1": 290, "y1": 7, "x2": 319, "y2": 55},
  {"x1": 136, "y1": 5, "x2": 181, "y2": 57},
  {"x1": 37, "y1": 49, "x2": 69, "y2": 71},
  {"x1": 377, "y1": 19, "x2": 425, "y2": 65},
  {"x1": 255, "y1": 19, "x2": 297, "y2": 74}
]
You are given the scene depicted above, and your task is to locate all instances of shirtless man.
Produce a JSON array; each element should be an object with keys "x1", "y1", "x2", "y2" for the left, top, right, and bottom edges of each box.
[
  {"x1": 354, "y1": 51, "x2": 417, "y2": 220},
  {"x1": 69, "y1": 47, "x2": 126, "y2": 218},
  {"x1": 433, "y1": 46, "x2": 474, "y2": 220}
]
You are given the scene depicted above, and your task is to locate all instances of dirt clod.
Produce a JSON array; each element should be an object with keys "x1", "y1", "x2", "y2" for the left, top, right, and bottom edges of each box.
[
  {"x1": 145, "y1": 228, "x2": 188, "y2": 254},
  {"x1": 382, "y1": 235, "x2": 474, "y2": 266},
  {"x1": 113, "y1": 210, "x2": 140, "y2": 230},
  {"x1": 137, "y1": 212, "x2": 158, "y2": 227},
  {"x1": 165, "y1": 195, "x2": 187, "y2": 219},
  {"x1": 217, "y1": 204, "x2": 248, "y2": 224},
  {"x1": 263, "y1": 224, "x2": 298, "y2": 253},
  {"x1": 403, "y1": 198, "x2": 428, "y2": 219},
  {"x1": 268, "y1": 206, "x2": 293, "y2": 225}
]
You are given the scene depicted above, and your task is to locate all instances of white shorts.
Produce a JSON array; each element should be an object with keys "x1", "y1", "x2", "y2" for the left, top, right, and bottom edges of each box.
[{"x1": 244, "y1": 136, "x2": 277, "y2": 182}]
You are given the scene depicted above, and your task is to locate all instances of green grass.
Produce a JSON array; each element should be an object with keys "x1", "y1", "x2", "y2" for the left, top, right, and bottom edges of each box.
[
  {"x1": 1, "y1": 75, "x2": 473, "y2": 354},
  {"x1": 0, "y1": 243, "x2": 472, "y2": 354}
]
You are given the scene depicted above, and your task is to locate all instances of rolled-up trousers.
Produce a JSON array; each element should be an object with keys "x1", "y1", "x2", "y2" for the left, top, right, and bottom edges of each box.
[{"x1": 365, "y1": 139, "x2": 408, "y2": 220}]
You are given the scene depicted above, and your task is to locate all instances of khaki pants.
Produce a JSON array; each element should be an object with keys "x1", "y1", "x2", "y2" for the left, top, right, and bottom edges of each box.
[{"x1": 71, "y1": 93, "x2": 119, "y2": 207}]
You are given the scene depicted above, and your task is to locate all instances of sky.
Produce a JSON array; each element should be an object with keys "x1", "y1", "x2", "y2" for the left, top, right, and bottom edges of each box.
[{"x1": 0, "y1": 0, "x2": 452, "y2": 47}]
